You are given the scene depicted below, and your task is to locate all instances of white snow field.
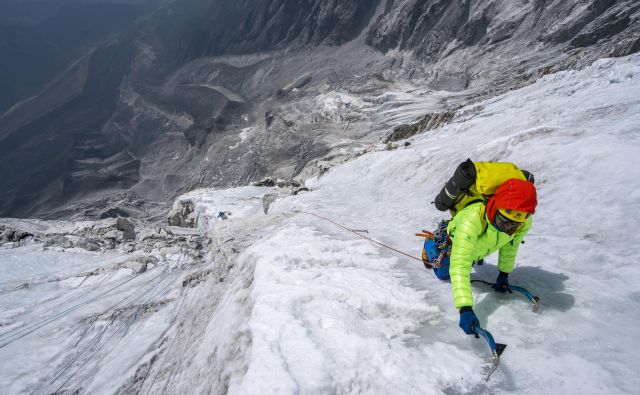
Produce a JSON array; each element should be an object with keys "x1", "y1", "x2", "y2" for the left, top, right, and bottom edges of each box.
[{"x1": 1, "y1": 53, "x2": 640, "y2": 394}]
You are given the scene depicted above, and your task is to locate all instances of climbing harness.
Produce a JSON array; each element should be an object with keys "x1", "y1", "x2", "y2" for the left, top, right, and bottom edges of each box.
[
  {"x1": 471, "y1": 279, "x2": 540, "y2": 312},
  {"x1": 415, "y1": 220, "x2": 451, "y2": 269}
]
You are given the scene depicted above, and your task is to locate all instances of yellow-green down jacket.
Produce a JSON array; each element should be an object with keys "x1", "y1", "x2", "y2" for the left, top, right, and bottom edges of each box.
[{"x1": 447, "y1": 202, "x2": 532, "y2": 309}]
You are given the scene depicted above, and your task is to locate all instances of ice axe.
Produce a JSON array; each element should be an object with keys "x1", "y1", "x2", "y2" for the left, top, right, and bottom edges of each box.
[
  {"x1": 474, "y1": 324, "x2": 507, "y2": 381},
  {"x1": 471, "y1": 279, "x2": 540, "y2": 312}
]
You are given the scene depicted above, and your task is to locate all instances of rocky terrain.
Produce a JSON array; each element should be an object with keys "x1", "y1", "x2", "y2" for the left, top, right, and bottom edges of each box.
[{"x1": 0, "y1": 216, "x2": 208, "y2": 260}]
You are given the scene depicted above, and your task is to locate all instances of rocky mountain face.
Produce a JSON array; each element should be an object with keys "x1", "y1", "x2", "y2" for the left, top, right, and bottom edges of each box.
[
  {"x1": 1, "y1": 0, "x2": 638, "y2": 220},
  {"x1": 369, "y1": 0, "x2": 640, "y2": 58},
  {"x1": 169, "y1": 0, "x2": 379, "y2": 60},
  {"x1": 367, "y1": 0, "x2": 640, "y2": 89}
]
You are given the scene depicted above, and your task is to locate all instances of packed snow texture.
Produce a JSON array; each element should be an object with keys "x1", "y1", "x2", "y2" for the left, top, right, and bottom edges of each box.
[{"x1": 1, "y1": 54, "x2": 640, "y2": 394}]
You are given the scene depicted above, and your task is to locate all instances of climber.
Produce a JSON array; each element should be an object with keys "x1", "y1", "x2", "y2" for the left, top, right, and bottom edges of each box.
[{"x1": 424, "y1": 176, "x2": 537, "y2": 335}]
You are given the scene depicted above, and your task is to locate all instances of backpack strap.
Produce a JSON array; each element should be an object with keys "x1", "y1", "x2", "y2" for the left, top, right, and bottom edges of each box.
[
  {"x1": 451, "y1": 202, "x2": 490, "y2": 238},
  {"x1": 478, "y1": 204, "x2": 489, "y2": 237},
  {"x1": 463, "y1": 198, "x2": 484, "y2": 211}
]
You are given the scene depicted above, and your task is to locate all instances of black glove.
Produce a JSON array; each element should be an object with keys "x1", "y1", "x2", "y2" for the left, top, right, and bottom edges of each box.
[
  {"x1": 492, "y1": 271, "x2": 510, "y2": 293},
  {"x1": 459, "y1": 306, "x2": 479, "y2": 335}
]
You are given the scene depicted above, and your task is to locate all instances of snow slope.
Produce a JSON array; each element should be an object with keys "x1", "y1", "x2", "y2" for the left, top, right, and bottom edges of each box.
[
  {"x1": 204, "y1": 54, "x2": 640, "y2": 394},
  {"x1": 1, "y1": 54, "x2": 639, "y2": 394}
]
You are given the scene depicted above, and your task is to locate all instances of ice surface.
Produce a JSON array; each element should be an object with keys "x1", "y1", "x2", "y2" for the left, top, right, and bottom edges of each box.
[
  {"x1": 239, "y1": 54, "x2": 640, "y2": 394},
  {"x1": 1, "y1": 54, "x2": 639, "y2": 394},
  {"x1": 0, "y1": 245, "x2": 122, "y2": 285}
]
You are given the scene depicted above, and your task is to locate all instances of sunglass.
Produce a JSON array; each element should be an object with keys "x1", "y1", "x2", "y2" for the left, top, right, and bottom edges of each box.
[{"x1": 494, "y1": 211, "x2": 523, "y2": 233}]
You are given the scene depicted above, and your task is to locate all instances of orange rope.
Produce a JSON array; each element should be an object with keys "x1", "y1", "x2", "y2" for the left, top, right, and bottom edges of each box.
[{"x1": 297, "y1": 211, "x2": 425, "y2": 263}]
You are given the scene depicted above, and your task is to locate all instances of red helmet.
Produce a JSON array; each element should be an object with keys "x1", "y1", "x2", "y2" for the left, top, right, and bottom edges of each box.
[{"x1": 486, "y1": 178, "x2": 537, "y2": 223}]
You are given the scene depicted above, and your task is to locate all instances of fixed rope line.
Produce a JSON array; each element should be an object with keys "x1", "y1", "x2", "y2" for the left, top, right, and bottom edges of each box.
[
  {"x1": 54, "y1": 314, "x2": 132, "y2": 393},
  {"x1": 157, "y1": 280, "x2": 207, "y2": 393},
  {"x1": 52, "y1": 252, "x2": 187, "y2": 391},
  {"x1": 296, "y1": 210, "x2": 424, "y2": 264},
  {"x1": 0, "y1": 265, "x2": 161, "y2": 349},
  {"x1": 49, "y1": 265, "x2": 175, "y2": 385},
  {"x1": 140, "y1": 290, "x2": 191, "y2": 395},
  {"x1": 0, "y1": 249, "x2": 184, "y2": 349},
  {"x1": 49, "y1": 316, "x2": 116, "y2": 385}
]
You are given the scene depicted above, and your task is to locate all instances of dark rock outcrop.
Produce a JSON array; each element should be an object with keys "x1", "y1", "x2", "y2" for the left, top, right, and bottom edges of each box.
[
  {"x1": 0, "y1": 225, "x2": 34, "y2": 244},
  {"x1": 116, "y1": 218, "x2": 137, "y2": 241},
  {"x1": 384, "y1": 110, "x2": 456, "y2": 143},
  {"x1": 100, "y1": 208, "x2": 132, "y2": 219},
  {"x1": 367, "y1": 0, "x2": 470, "y2": 61},
  {"x1": 569, "y1": 3, "x2": 638, "y2": 48},
  {"x1": 168, "y1": 200, "x2": 196, "y2": 228}
]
